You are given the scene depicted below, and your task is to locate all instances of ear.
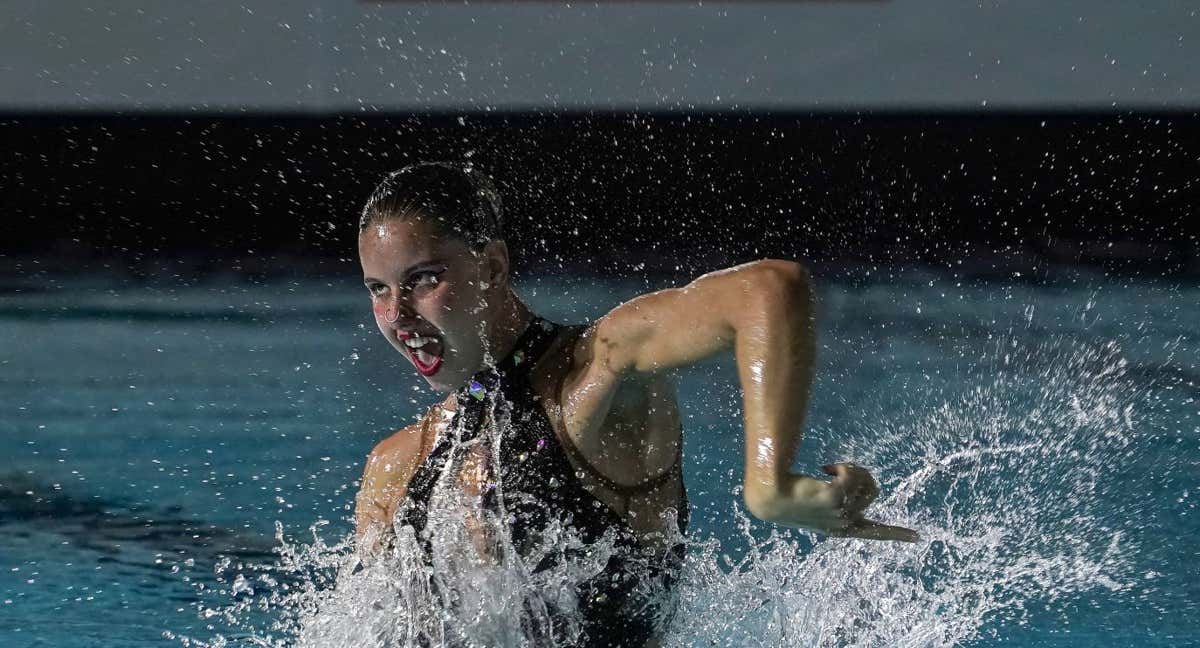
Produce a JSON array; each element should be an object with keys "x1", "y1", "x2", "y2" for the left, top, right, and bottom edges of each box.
[{"x1": 481, "y1": 239, "x2": 510, "y2": 288}]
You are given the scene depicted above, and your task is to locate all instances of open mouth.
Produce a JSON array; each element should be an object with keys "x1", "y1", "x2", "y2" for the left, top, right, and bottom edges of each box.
[{"x1": 398, "y1": 331, "x2": 445, "y2": 377}]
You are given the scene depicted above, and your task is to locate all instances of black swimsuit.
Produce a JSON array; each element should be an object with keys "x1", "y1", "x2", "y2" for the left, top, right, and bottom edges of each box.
[{"x1": 398, "y1": 317, "x2": 688, "y2": 647}]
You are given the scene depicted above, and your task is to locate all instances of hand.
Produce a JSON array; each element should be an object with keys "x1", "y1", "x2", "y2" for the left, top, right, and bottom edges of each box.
[
  {"x1": 816, "y1": 462, "x2": 919, "y2": 542},
  {"x1": 750, "y1": 462, "x2": 919, "y2": 543}
]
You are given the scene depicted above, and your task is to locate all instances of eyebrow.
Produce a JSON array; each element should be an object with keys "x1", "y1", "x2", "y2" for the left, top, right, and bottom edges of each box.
[{"x1": 363, "y1": 259, "x2": 446, "y2": 285}]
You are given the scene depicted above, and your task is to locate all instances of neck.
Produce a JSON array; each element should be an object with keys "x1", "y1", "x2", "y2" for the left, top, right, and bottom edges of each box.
[{"x1": 484, "y1": 288, "x2": 534, "y2": 366}]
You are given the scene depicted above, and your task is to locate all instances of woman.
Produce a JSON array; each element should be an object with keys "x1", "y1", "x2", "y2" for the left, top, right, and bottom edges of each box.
[{"x1": 354, "y1": 162, "x2": 916, "y2": 647}]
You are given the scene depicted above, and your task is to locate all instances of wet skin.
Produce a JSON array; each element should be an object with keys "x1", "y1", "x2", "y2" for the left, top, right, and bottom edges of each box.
[{"x1": 354, "y1": 217, "x2": 918, "y2": 557}]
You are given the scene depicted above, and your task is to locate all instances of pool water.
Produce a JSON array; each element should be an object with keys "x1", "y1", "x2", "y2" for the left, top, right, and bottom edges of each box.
[{"x1": 1, "y1": 269, "x2": 1196, "y2": 647}]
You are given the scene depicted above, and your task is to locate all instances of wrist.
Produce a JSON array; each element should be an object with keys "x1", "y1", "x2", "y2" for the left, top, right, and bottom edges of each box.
[
  {"x1": 743, "y1": 474, "x2": 835, "y2": 525},
  {"x1": 743, "y1": 481, "x2": 784, "y2": 520}
]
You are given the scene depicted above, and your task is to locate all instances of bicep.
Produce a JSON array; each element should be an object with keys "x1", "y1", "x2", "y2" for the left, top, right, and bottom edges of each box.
[{"x1": 592, "y1": 260, "x2": 810, "y2": 375}]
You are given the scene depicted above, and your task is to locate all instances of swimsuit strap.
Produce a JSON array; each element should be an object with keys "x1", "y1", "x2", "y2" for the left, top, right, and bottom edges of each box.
[
  {"x1": 399, "y1": 316, "x2": 562, "y2": 535},
  {"x1": 557, "y1": 431, "x2": 683, "y2": 494},
  {"x1": 450, "y1": 316, "x2": 560, "y2": 442},
  {"x1": 551, "y1": 325, "x2": 685, "y2": 514}
]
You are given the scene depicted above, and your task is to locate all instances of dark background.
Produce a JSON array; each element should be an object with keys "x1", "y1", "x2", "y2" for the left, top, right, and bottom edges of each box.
[{"x1": 5, "y1": 110, "x2": 1198, "y2": 283}]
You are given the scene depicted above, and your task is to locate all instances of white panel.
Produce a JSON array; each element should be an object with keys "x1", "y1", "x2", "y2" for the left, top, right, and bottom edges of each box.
[{"x1": 1, "y1": 0, "x2": 1196, "y2": 111}]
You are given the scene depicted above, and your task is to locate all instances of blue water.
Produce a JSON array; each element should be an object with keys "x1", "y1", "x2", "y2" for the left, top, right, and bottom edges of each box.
[{"x1": 1, "y1": 269, "x2": 1196, "y2": 647}]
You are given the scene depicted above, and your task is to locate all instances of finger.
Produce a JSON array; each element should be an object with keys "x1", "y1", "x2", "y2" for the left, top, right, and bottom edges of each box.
[
  {"x1": 825, "y1": 462, "x2": 871, "y2": 481},
  {"x1": 845, "y1": 485, "x2": 877, "y2": 513},
  {"x1": 825, "y1": 463, "x2": 864, "y2": 489},
  {"x1": 860, "y1": 481, "x2": 879, "y2": 506},
  {"x1": 845, "y1": 519, "x2": 921, "y2": 543},
  {"x1": 844, "y1": 463, "x2": 877, "y2": 487},
  {"x1": 822, "y1": 463, "x2": 870, "y2": 491}
]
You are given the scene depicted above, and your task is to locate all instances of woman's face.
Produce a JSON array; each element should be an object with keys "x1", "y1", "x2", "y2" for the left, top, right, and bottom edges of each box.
[{"x1": 358, "y1": 217, "x2": 496, "y2": 392}]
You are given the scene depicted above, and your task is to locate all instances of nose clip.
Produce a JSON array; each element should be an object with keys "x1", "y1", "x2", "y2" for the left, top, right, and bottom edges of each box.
[{"x1": 384, "y1": 306, "x2": 400, "y2": 323}]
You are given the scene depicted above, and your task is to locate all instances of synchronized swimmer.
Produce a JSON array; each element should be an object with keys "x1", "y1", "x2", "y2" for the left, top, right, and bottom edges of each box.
[{"x1": 353, "y1": 162, "x2": 917, "y2": 647}]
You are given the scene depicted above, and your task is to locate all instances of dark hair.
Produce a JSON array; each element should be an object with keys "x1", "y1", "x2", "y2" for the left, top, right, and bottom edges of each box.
[{"x1": 359, "y1": 162, "x2": 503, "y2": 249}]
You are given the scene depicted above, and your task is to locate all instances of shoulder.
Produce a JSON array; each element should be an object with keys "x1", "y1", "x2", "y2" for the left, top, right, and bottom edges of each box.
[
  {"x1": 545, "y1": 322, "x2": 629, "y2": 388},
  {"x1": 537, "y1": 320, "x2": 657, "y2": 422},
  {"x1": 361, "y1": 399, "x2": 447, "y2": 478},
  {"x1": 355, "y1": 409, "x2": 440, "y2": 539},
  {"x1": 358, "y1": 407, "x2": 439, "y2": 499},
  {"x1": 366, "y1": 421, "x2": 425, "y2": 467}
]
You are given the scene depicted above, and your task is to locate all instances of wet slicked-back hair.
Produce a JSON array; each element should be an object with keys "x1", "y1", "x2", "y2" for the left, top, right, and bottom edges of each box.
[{"x1": 359, "y1": 162, "x2": 503, "y2": 249}]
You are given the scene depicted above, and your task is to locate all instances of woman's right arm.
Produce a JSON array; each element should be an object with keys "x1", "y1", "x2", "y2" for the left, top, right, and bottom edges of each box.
[{"x1": 354, "y1": 422, "x2": 425, "y2": 552}]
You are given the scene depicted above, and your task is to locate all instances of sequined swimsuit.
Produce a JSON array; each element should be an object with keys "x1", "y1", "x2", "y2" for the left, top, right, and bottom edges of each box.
[{"x1": 397, "y1": 317, "x2": 688, "y2": 647}]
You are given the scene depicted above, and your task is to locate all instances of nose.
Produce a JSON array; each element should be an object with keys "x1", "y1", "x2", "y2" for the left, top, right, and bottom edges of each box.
[
  {"x1": 377, "y1": 291, "x2": 416, "y2": 325},
  {"x1": 384, "y1": 302, "x2": 401, "y2": 323}
]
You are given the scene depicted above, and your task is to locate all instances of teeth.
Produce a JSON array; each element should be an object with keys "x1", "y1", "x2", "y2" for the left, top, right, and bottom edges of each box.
[{"x1": 403, "y1": 336, "x2": 435, "y2": 349}]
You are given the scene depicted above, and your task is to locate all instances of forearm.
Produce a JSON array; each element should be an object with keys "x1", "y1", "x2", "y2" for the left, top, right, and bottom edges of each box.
[
  {"x1": 731, "y1": 262, "x2": 822, "y2": 519},
  {"x1": 596, "y1": 263, "x2": 914, "y2": 539},
  {"x1": 592, "y1": 258, "x2": 819, "y2": 512}
]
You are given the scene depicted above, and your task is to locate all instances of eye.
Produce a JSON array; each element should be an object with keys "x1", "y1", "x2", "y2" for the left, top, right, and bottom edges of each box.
[
  {"x1": 405, "y1": 269, "x2": 445, "y2": 291},
  {"x1": 365, "y1": 282, "x2": 387, "y2": 297}
]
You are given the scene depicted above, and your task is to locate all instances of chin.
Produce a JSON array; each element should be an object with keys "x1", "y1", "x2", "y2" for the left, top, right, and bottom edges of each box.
[{"x1": 418, "y1": 363, "x2": 464, "y2": 393}]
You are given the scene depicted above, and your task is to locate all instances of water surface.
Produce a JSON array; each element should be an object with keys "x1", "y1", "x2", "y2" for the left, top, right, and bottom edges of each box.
[{"x1": 1, "y1": 270, "x2": 1196, "y2": 646}]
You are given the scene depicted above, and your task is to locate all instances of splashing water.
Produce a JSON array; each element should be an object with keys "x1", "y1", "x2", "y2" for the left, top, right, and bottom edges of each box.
[
  {"x1": 179, "y1": 383, "x2": 649, "y2": 648},
  {"x1": 178, "y1": 335, "x2": 1160, "y2": 647}
]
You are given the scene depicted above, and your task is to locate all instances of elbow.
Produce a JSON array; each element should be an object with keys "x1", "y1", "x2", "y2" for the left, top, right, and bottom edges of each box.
[
  {"x1": 744, "y1": 475, "x2": 829, "y2": 528},
  {"x1": 755, "y1": 258, "x2": 809, "y2": 278},
  {"x1": 755, "y1": 258, "x2": 811, "y2": 289},
  {"x1": 745, "y1": 259, "x2": 813, "y2": 314}
]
